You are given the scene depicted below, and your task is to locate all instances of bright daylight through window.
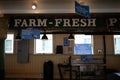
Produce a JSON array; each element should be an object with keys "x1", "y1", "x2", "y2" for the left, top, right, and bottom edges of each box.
[
  {"x1": 74, "y1": 34, "x2": 93, "y2": 55},
  {"x1": 35, "y1": 34, "x2": 53, "y2": 54},
  {"x1": 5, "y1": 34, "x2": 14, "y2": 54},
  {"x1": 114, "y1": 35, "x2": 120, "y2": 55}
]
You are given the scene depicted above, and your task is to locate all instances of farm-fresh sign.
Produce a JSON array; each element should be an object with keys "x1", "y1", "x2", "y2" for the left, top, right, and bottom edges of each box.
[
  {"x1": 8, "y1": 13, "x2": 120, "y2": 32},
  {"x1": 10, "y1": 18, "x2": 96, "y2": 28}
]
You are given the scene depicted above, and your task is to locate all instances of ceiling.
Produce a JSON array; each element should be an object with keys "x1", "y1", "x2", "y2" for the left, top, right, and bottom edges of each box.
[{"x1": 0, "y1": 0, "x2": 120, "y2": 15}]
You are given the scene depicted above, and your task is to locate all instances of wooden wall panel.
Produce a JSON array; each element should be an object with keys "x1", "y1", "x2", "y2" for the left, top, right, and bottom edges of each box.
[{"x1": 5, "y1": 34, "x2": 120, "y2": 78}]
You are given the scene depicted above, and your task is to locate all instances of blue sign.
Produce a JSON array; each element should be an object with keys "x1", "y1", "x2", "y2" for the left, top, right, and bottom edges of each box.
[
  {"x1": 21, "y1": 29, "x2": 40, "y2": 39},
  {"x1": 64, "y1": 37, "x2": 70, "y2": 46},
  {"x1": 75, "y1": 44, "x2": 92, "y2": 54},
  {"x1": 75, "y1": 1, "x2": 90, "y2": 18},
  {"x1": 81, "y1": 55, "x2": 93, "y2": 62}
]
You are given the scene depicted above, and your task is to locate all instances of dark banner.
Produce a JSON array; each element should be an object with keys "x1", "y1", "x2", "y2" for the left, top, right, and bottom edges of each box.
[{"x1": 8, "y1": 13, "x2": 120, "y2": 34}]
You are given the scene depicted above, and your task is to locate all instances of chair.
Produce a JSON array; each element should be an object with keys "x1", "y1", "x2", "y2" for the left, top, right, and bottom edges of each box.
[{"x1": 58, "y1": 56, "x2": 80, "y2": 80}]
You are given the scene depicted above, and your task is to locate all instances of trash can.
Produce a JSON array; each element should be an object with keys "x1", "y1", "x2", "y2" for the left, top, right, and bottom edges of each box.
[{"x1": 43, "y1": 60, "x2": 54, "y2": 80}]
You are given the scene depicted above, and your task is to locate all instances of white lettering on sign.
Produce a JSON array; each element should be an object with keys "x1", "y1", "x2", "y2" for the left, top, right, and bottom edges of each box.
[
  {"x1": 72, "y1": 19, "x2": 79, "y2": 27},
  {"x1": 80, "y1": 19, "x2": 87, "y2": 27},
  {"x1": 14, "y1": 18, "x2": 96, "y2": 27},
  {"x1": 88, "y1": 19, "x2": 96, "y2": 27},
  {"x1": 37, "y1": 19, "x2": 47, "y2": 27},
  {"x1": 29, "y1": 19, "x2": 36, "y2": 26},
  {"x1": 21, "y1": 19, "x2": 28, "y2": 27},
  {"x1": 63, "y1": 19, "x2": 71, "y2": 27},
  {"x1": 14, "y1": 19, "x2": 47, "y2": 27},
  {"x1": 109, "y1": 18, "x2": 117, "y2": 26},
  {"x1": 55, "y1": 19, "x2": 62, "y2": 27},
  {"x1": 14, "y1": 19, "x2": 21, "y2": 27}
]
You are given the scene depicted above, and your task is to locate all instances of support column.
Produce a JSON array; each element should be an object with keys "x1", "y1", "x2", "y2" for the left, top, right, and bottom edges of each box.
[
  {"x1": 0, "y1": 17, "x2": 8, "y2": 80},
  {"x1": 103, "y1": 35, "x2": 106, "y2": 80},
  {"x1": 0, "y1": 40, "x2": 5, "y2": 80}
]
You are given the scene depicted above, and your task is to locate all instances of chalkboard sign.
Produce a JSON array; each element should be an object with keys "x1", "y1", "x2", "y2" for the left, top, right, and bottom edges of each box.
[{"x1": 56, "y1": 45, "x2": 63, "y2": 54}]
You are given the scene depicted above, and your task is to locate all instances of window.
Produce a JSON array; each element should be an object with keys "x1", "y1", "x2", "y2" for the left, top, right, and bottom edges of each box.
[
  {"x1": 5, "y1": 34, "x2": 14, "y2": 54},
  {"x1": 74, "y1": 34, "x2": 93, "y2": 55},
  {"x1": 34, "y1": 34, "x2": 53, "y2": 54},
  {"x1": 114, "y1": 35, "x2": 120, "y2": 54}
]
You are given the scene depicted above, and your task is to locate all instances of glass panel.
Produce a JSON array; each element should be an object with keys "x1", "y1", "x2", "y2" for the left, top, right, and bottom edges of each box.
[
  {"x1": 74, "y1": 34, "x2": 93, "y2": 55},
  {"x1": 114, "y1": 35, "x2": 120, "y2": 54},
  {"x1": 5, "y1": 40, "x2": 12, "y2": 52},
  {"x1": 5, "y1": 34, "x2": 14, "y2": 53},
  {"x1": 35, "y1": 34, "x2": 53, "y2": 54}
]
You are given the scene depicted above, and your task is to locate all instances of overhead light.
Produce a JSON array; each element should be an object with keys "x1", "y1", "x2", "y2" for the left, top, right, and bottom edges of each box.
[
  {"x1": 68, "y1": 34, "x2": 74, "y2": 40},
  {"x1": 15, "y1": 32, "x2": 21, "y2": 41},
  {"x1": 41, "y1": 34, "x2": 48, "y2": 40},
  {"x1": 32, "y1": 3, "x2": 37, "y2": 10},
  {"x1": 41, "y1": 30, "x2": 48, "y2": 40}
]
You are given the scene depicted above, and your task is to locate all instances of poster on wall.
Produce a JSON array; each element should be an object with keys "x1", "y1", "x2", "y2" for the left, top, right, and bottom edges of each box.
[
  {"x1": 17, "y1": 40, "x2": 29, "y2": 63},
  {"x1": 64, "y1": 37, "x2": 70, "y2": 46}
]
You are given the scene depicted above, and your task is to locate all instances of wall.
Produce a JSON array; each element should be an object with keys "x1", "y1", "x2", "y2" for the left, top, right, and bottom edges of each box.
[{"x1": 5, "y1": 34, "x2": 120, "y2": 79}]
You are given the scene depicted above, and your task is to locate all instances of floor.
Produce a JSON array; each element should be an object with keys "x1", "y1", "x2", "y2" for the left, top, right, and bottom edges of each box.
[
  {"x1": 5, "y1": 79, "x2": 73, "y2": 80},
  {"x1": 5, "y1": 78, "x2": 105, "y2": 80},
  {"x1": 5, "y1": 79, "x2": 72, "y2": 80},
  {"x1": 5, "y1": 79, "x2": 42, "y2": 80}
]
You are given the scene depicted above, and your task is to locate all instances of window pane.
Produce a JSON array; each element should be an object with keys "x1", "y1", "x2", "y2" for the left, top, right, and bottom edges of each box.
[
  {"x1": 5, "y1": 34, "x2": 14, "y2": 53},
  {"x1": 74, "y1": 34, "x2": 93, "y2": 55},
  {"x1": 35, "y1": 34, "x2": 53, "y2": 54},
  {"x1": 114, "y1": 35, "x2": 120, "y2": 54}
]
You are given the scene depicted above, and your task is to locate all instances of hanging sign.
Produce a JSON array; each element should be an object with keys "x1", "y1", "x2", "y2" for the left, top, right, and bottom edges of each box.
[
  {"x1": 9, "y1": 17, "x2": 97, "y2": 28},
  {"x1": 21, "y1": 29, "x2": 40, "y2": 39},
  {"x1": 75, "y1": 1, "x2": 90, "y2": 18},
  {"x1": 8, "y1": 13, "x2": 120, "y2": 34}
]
